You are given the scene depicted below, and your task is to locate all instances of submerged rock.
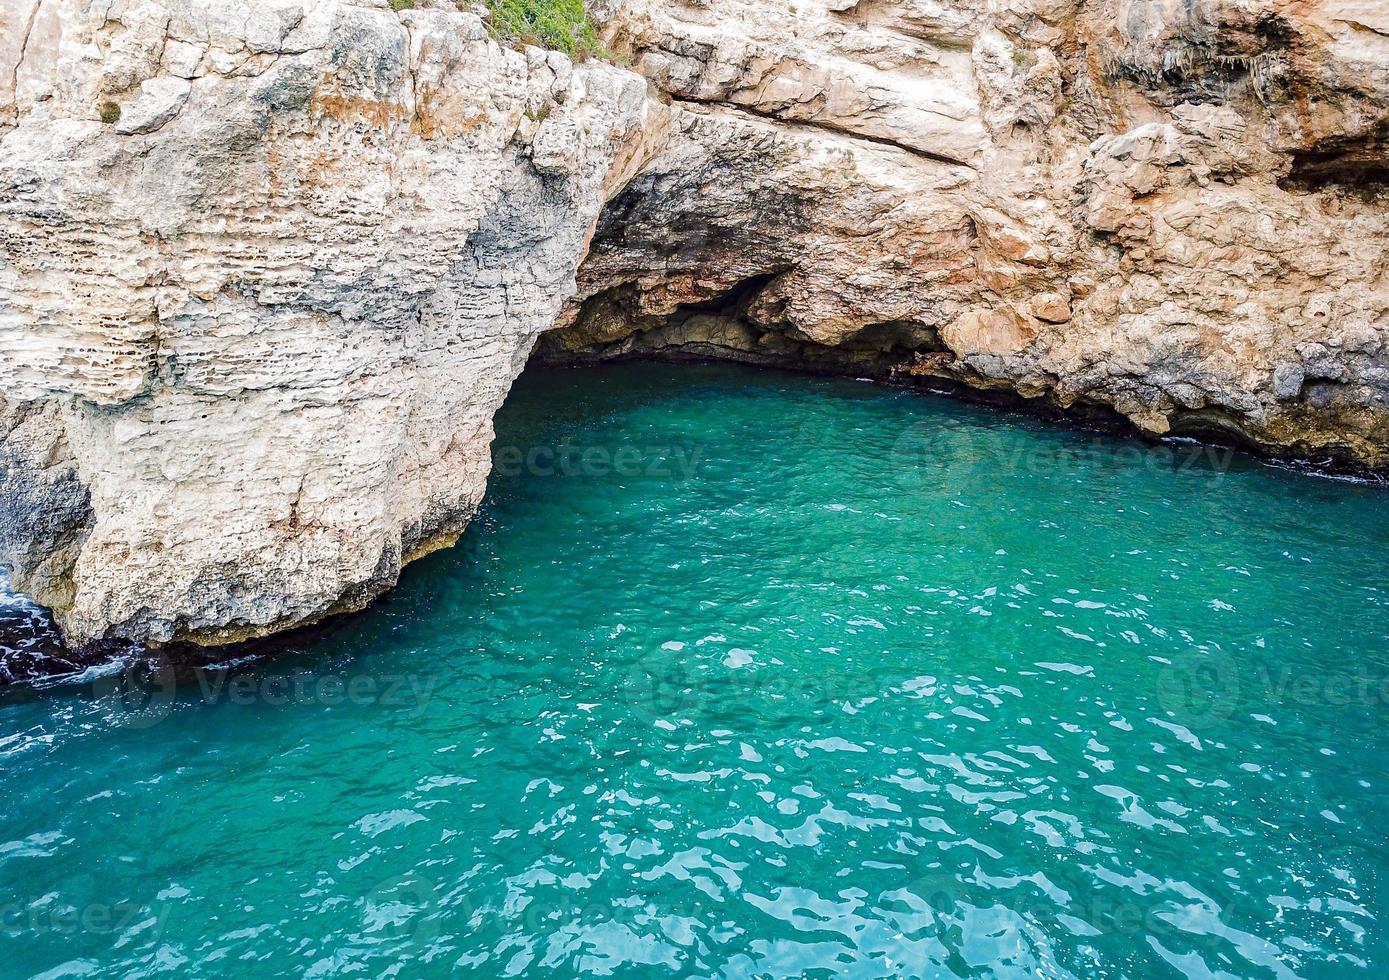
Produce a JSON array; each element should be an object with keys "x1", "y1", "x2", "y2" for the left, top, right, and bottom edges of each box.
[{"x1": 0, "y1": 0, "x2": 1386, "y2": 655}]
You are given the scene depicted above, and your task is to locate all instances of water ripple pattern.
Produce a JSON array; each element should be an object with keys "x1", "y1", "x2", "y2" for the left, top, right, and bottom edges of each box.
[{"x1": 1, "y1": 364, "x2": 1387, "y2": 978}]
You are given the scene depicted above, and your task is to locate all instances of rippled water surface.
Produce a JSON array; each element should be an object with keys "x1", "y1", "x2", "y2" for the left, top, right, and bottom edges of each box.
[{"x1": 3, "y1": 363, "x2": 1388, "y2": 978}]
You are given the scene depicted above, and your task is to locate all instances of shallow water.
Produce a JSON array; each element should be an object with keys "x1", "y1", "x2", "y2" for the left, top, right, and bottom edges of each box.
[{"x1": 2, "y1": 363, "x2": 1388, "y2": 978}]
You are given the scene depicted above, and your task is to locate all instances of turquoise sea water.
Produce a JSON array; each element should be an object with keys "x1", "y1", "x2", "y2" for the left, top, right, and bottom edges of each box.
[{"x1": 2, "y1": 362, "x2": 1388, "y2": 978}]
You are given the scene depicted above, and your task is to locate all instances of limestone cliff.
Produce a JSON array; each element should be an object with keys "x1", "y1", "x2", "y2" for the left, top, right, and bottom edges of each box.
[
  {"x1": 0, "y1": 0, "x2": 665, "y2": 647},
  {"x1": 1, "y1": 0, "x2": 1386, "y2": 654}
]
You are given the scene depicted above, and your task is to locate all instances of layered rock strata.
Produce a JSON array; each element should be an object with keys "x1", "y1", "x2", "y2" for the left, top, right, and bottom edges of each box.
[{"x1": 1, "y1": 0, "x2": 663, "y2": 646}]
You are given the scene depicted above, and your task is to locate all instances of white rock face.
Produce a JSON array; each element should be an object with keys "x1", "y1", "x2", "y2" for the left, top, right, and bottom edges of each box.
[
  {"x1": 113, "y1": 76, "x2": 191, "y2": 134},
  {"x1": 607, "y1": 0, "x2": 988, "y2": 165},
  {"x1": 0, "y1": 0, "x2": 665, "y2": 646},
  {"x1": 1, "y1": 0, "x2": 1388, "y2": 653}
]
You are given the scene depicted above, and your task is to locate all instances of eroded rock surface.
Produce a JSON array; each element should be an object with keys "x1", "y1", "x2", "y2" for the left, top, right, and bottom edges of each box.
[
  {"x1": 0, "y1": 0, "x2": 664, "y2": 647},
  {"x1": 1, "y1": 0, "x2": 1387, "y2": 654},
  {"x1": 557, "y1": 0, "x2": 1389, "y2": 462}
]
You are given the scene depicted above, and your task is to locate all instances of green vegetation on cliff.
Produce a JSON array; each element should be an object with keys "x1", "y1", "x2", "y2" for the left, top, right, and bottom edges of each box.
[{"x1": 482, "y1": 0, "x2": 601, "y2": 60}]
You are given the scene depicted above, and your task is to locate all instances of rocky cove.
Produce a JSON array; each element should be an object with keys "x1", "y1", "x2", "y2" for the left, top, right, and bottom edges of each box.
[{"x1": 2, "y1": 0, "x2": 1389, "y2": 659}]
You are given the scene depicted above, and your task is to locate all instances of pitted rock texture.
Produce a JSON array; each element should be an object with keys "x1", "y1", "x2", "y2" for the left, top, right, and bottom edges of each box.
[
  {"x1": 0, "y1": 0, "x2": 664, "y2": 647},
  {"x1": 1, "y1": 0, "x2": 1388, "y2": 655}
]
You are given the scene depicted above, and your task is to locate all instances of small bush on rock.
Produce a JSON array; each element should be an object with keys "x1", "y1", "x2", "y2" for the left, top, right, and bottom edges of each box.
[
  {"x1": 99, "y1": 102, "x2": 121, "y2": 125},
  {"x1": 482, "y1": 0, "x2": 601, "y2": 60}
]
